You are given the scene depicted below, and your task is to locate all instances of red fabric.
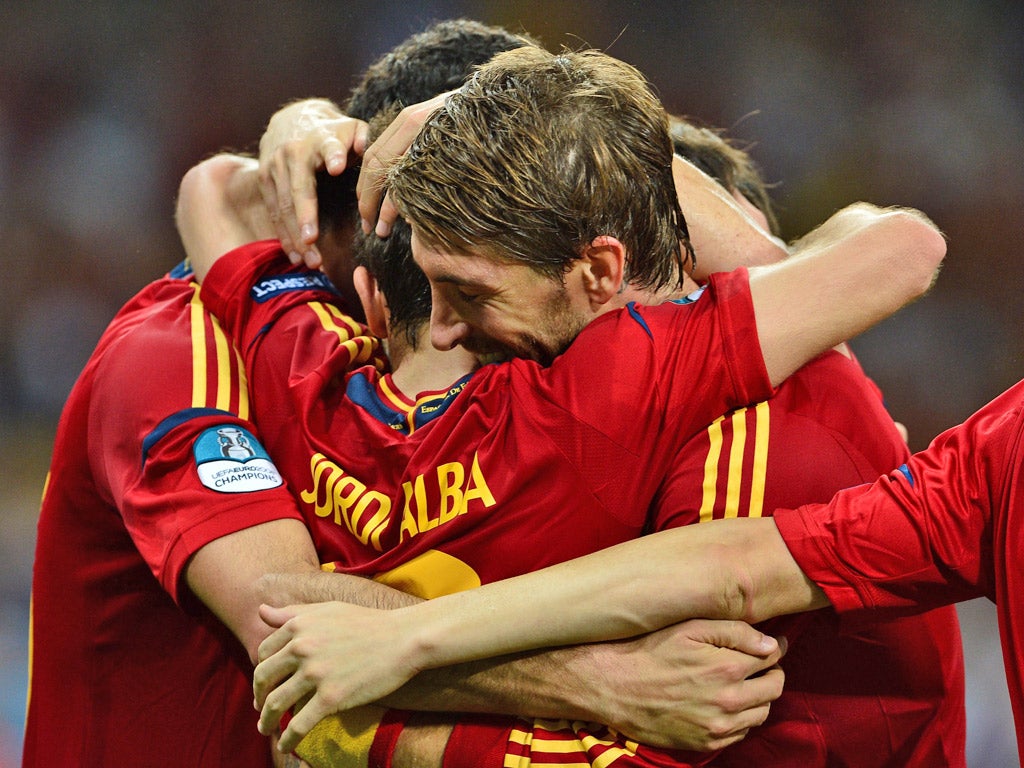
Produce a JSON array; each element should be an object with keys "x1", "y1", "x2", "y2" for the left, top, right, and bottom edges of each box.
[
  {"x1": 24, "y1": 257, "x2": 305, "y2": 767},
  {"x1": 652, "y1": 348, "x2": 965, "y2": 767},
  {"x1": 777, "y1": 378, "x2": 1024, "y2": 762}
]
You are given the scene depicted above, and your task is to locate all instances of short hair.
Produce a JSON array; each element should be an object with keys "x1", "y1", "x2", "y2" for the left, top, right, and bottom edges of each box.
[
  {"x1": 668, "y1": 115, "x2": 780, "y2": 236},
  {"x1": 388, "y1": 47, "x2": 692, "y2": 293},
  {"x1": 352, "y1": 110, "x2": 432, "y2": 348},
  {"x1": 321, "y1": 20, "x2": 540, "y2": 236},
  {"x1": 344, "y1": 18, "x2": 542, "y2": 122},
  {"x1": 321, "y1": 18, "x2": 543, "y2": 297}
]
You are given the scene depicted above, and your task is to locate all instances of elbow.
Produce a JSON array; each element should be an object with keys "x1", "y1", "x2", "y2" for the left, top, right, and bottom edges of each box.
[
  {"x1": 175, "y1": 154, "x2": 237, "y2": 227},
  {"x1": 891, "y1": 208, "x2": 947, "y2": 302},
  {"x1": 700, "y1": 541, "x2": 762, "y2": 623}
]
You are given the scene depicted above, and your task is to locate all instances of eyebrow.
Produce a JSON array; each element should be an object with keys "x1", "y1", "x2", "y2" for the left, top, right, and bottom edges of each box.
[{"x1": 433, "y1": 273, "x2": 495, "y2": 292}]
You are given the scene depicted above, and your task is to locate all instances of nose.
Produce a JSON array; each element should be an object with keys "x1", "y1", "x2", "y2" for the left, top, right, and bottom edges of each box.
[{"x1": 429, "y1": 293, "x2": 470, "y2": 351}]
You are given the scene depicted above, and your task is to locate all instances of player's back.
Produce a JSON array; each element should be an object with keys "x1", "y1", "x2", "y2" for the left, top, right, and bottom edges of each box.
[
  {"x1": 652, "y1": 349, "x2": 966, "y2": 768},
  {"x1": 24, "y1": 274, "x2": 272, "y2": 767}
]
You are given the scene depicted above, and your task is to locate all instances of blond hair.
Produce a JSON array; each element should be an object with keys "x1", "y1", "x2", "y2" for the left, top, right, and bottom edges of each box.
[{"x1": 388, "y1": 47, "x2": 692, "y2": 291}]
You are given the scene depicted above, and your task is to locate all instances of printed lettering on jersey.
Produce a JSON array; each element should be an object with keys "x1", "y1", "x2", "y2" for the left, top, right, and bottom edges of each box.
[
  {"x1": 193, "y1": 425, "x2": 284, "y2": 493},
  {"x1": 250, "y1": 271, "x2": 339, "y2": 303},
  {"x1": 300, "y1": 451, "x2": 496, "y2": 551}
]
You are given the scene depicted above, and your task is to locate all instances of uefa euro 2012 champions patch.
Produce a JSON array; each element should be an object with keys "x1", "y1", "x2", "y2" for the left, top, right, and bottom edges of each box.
[{"x1": 193, "y1": 425, "x2": 284, "y2": 493}]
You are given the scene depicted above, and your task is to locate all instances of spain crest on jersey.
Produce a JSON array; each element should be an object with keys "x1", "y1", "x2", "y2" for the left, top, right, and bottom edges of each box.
[{"x1": 193, "y1": 425, "x2": 284, "y2": 493}]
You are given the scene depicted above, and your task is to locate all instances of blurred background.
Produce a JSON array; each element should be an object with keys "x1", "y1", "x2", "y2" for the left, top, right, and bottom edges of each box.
[{"x1": 1, "y1": 0, "x2": 1022, "y2": 764}]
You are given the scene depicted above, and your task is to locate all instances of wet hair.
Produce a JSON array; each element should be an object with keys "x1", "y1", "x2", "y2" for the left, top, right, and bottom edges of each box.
[
  {"x1": 388, "y1": 47, "x2": 692, "y2": 293},
  {"x1": 320, "y1": 19, "x2": 541, "y2": 235},
  {"x1": 321, "y1": 18, "x2": 544, "y2": 323}
]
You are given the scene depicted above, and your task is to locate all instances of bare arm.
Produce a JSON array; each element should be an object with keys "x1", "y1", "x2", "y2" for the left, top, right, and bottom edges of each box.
[
  {"x1": 255, "y1": 517, "x2": 820, "y2": 749},
  {"x1": 671, "y1": 155, "x2": 789, "y2": 278},
  {"x1": 750, "y1": 203, "x2": 945, "y2": 386},
  {"x1": 176, "y1": 153, "x2": 274, "y2": 283},
  {"x1": 380, "y1": 617, "x2": 783, "y2": 750},
  {"x1": 186, "y1": 519, "x2": 424, "y2": 664}
]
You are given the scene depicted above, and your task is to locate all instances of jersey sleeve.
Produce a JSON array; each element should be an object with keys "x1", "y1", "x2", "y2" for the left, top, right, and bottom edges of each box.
[
  {"x1": 536, "y1": 267, "x2": 773, "y2": 450},
  {"x1": 200, "y1": 240, "x2": 382, "y2": 372},
  {"x1": 199, "y1": 241, "x2": 385, "y2": 441},
  {"x1": 774, "y1": 381, "x2": 1024, "y2": 615},
  {"x1": 88, "y1": 279, "x2": 303, "y2": 604}
]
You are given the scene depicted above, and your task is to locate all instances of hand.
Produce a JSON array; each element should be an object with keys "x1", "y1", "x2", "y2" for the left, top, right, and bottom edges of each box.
[
  {"x1": 254, "y1": 602, "x2": 421, "y2": 754},
  {"x1": 356, "y1": 91, "x2": 451, "y2": 238},
  {"x1": 258, "y1": 99, "x2": 369, "y2": 267},
  {"x1": 576, "y1": 619, "x2": 786, "y2": 752}
]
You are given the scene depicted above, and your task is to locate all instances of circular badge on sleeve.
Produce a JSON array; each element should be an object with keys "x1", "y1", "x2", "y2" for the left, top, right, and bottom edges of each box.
[{"x1": 193, "y1": 425, "x2": 284, "y2": 493}]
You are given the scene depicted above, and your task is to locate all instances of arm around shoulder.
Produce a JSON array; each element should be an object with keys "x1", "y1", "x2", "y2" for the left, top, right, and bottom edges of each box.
[
  {"x1": 176, "y1": 153, "x2": 278, "y2": 283},
  {"x1": 749, "y1": 203, "x2": 945, "y2": 386}
]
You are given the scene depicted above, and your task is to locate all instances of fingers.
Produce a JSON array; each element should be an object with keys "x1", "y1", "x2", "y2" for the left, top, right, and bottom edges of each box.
[
  {"x1": 254, "y1": 663, "x2": 311, "y2": 741},
  {"x1": 357, "y1": 91, "x2": 450, "y2": 235},
  {"x1": 254, "y1": 636, "x2": 296, "y2": 709},
  {"x1": 257, "y1": 99, "x2": 368, "y2": 264},
  {"x1": 696, "y1": 664, "x2": 785, "y2": 752},
  {"x1": 375, "y1": 193, "x2": 400, "y2": 238},
  {"x1": 276, "y1": 693, "x2": 337, "y2": 754},
  {"x1": 258, "y1": 605, "x2": 298, "y2": 656},
  {"x1": 259, "y1": 150, "x2": 312, "y2": 263},
  {"x1": 683, "y1": 617, "x2": 783, "y2": 660},
  {"x1": 256, "y1": 658, "x2": 311, "y2": 736}
]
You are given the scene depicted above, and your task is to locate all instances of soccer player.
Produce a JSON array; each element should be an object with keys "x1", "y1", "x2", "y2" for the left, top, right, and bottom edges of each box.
[
  {"x1": 661, "y1": 121, "x2": 964, "y2": 765},
  {"x1": 251, "y1": 98, "x2": 964, "y2": 766},
  {"x1": 253, "y1": 375, "x2": 1024, "y2": 765},
  {"x1": 21, "y1": 19, "x2": 555, "y2": 768},
  {"x1": 21, "y1": 211, "x2": 347, "y2": 765},
  {"x1": 184, "y1": 46, "x2": 942, "y2": 765},
  {"x1": 167, "y1": 21, "x2": 794, "y2": 768}
]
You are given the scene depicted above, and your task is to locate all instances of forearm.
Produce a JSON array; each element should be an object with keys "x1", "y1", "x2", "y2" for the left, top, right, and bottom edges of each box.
[
  {"x1": 397, "y1": 518, "x2": 821, "y2": 674},
  {"x1": 176, "y1": 153, "x2": 276, "y2": 282},
  {"x1": 260, "y1": 570, "x2": 598, "y2": 719},
  {"x1": 383, "y1": 646, "x2": 600, "y2": 721},
  {"x1": 258, "y1": 571, "x2": 422, "y2": 611},
  {"x1": 391, "y1": 715, "x2": 454, "y2": 768},
  {"x1": 749, "y1": 203, "x2": 945, "y2": 386},
  {"x1": 672, "y1": 155, "x2": 788, "y2": 280}
]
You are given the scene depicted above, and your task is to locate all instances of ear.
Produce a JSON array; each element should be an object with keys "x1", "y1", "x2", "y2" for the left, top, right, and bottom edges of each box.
[
  {"x1": 578, "y1": 236, "x2": 626, "y2": 308},
  {"x1": 353, "y1": 266, "x2": 389, "y2": 338}
]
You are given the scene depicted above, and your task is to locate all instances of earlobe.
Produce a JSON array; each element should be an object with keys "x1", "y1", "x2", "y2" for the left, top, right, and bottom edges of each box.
[
  {"x1": 581, "y1": 236, "x2": 626, "y2": 306},
  {"x1": 353, "y1": 266, "x2": 389, "y2": 337}
]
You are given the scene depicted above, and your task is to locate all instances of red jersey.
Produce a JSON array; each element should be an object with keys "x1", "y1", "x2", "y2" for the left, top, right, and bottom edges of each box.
[
  {"x1": 200, "y1": 242, "x2": 773, "y2": 766},
  {"x1": 24, "y1": 262, "x2": 306, "y2": 767},
  {"x1": 201, "y1": 242, "x2": 772, "y2": 579},
  {"x1": 653, "y1": 349, "x2": 965, "y2": 767},
  {"x1": 474, "y1": 352, "x2": 966, "y2": 768},
  {"x1": 775, "y1": 378, "x2": 1024, "y2": 763}
]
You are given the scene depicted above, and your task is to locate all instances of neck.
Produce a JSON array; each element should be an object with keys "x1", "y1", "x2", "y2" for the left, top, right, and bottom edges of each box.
[{"x1": 389, "y1": 331, "x2": 477, "y2": 396}]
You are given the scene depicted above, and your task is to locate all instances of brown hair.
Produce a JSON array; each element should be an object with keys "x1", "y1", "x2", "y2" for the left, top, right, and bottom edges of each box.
[{"x1": 388, "y1": 47, "x2": 692, "y2": 292}]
